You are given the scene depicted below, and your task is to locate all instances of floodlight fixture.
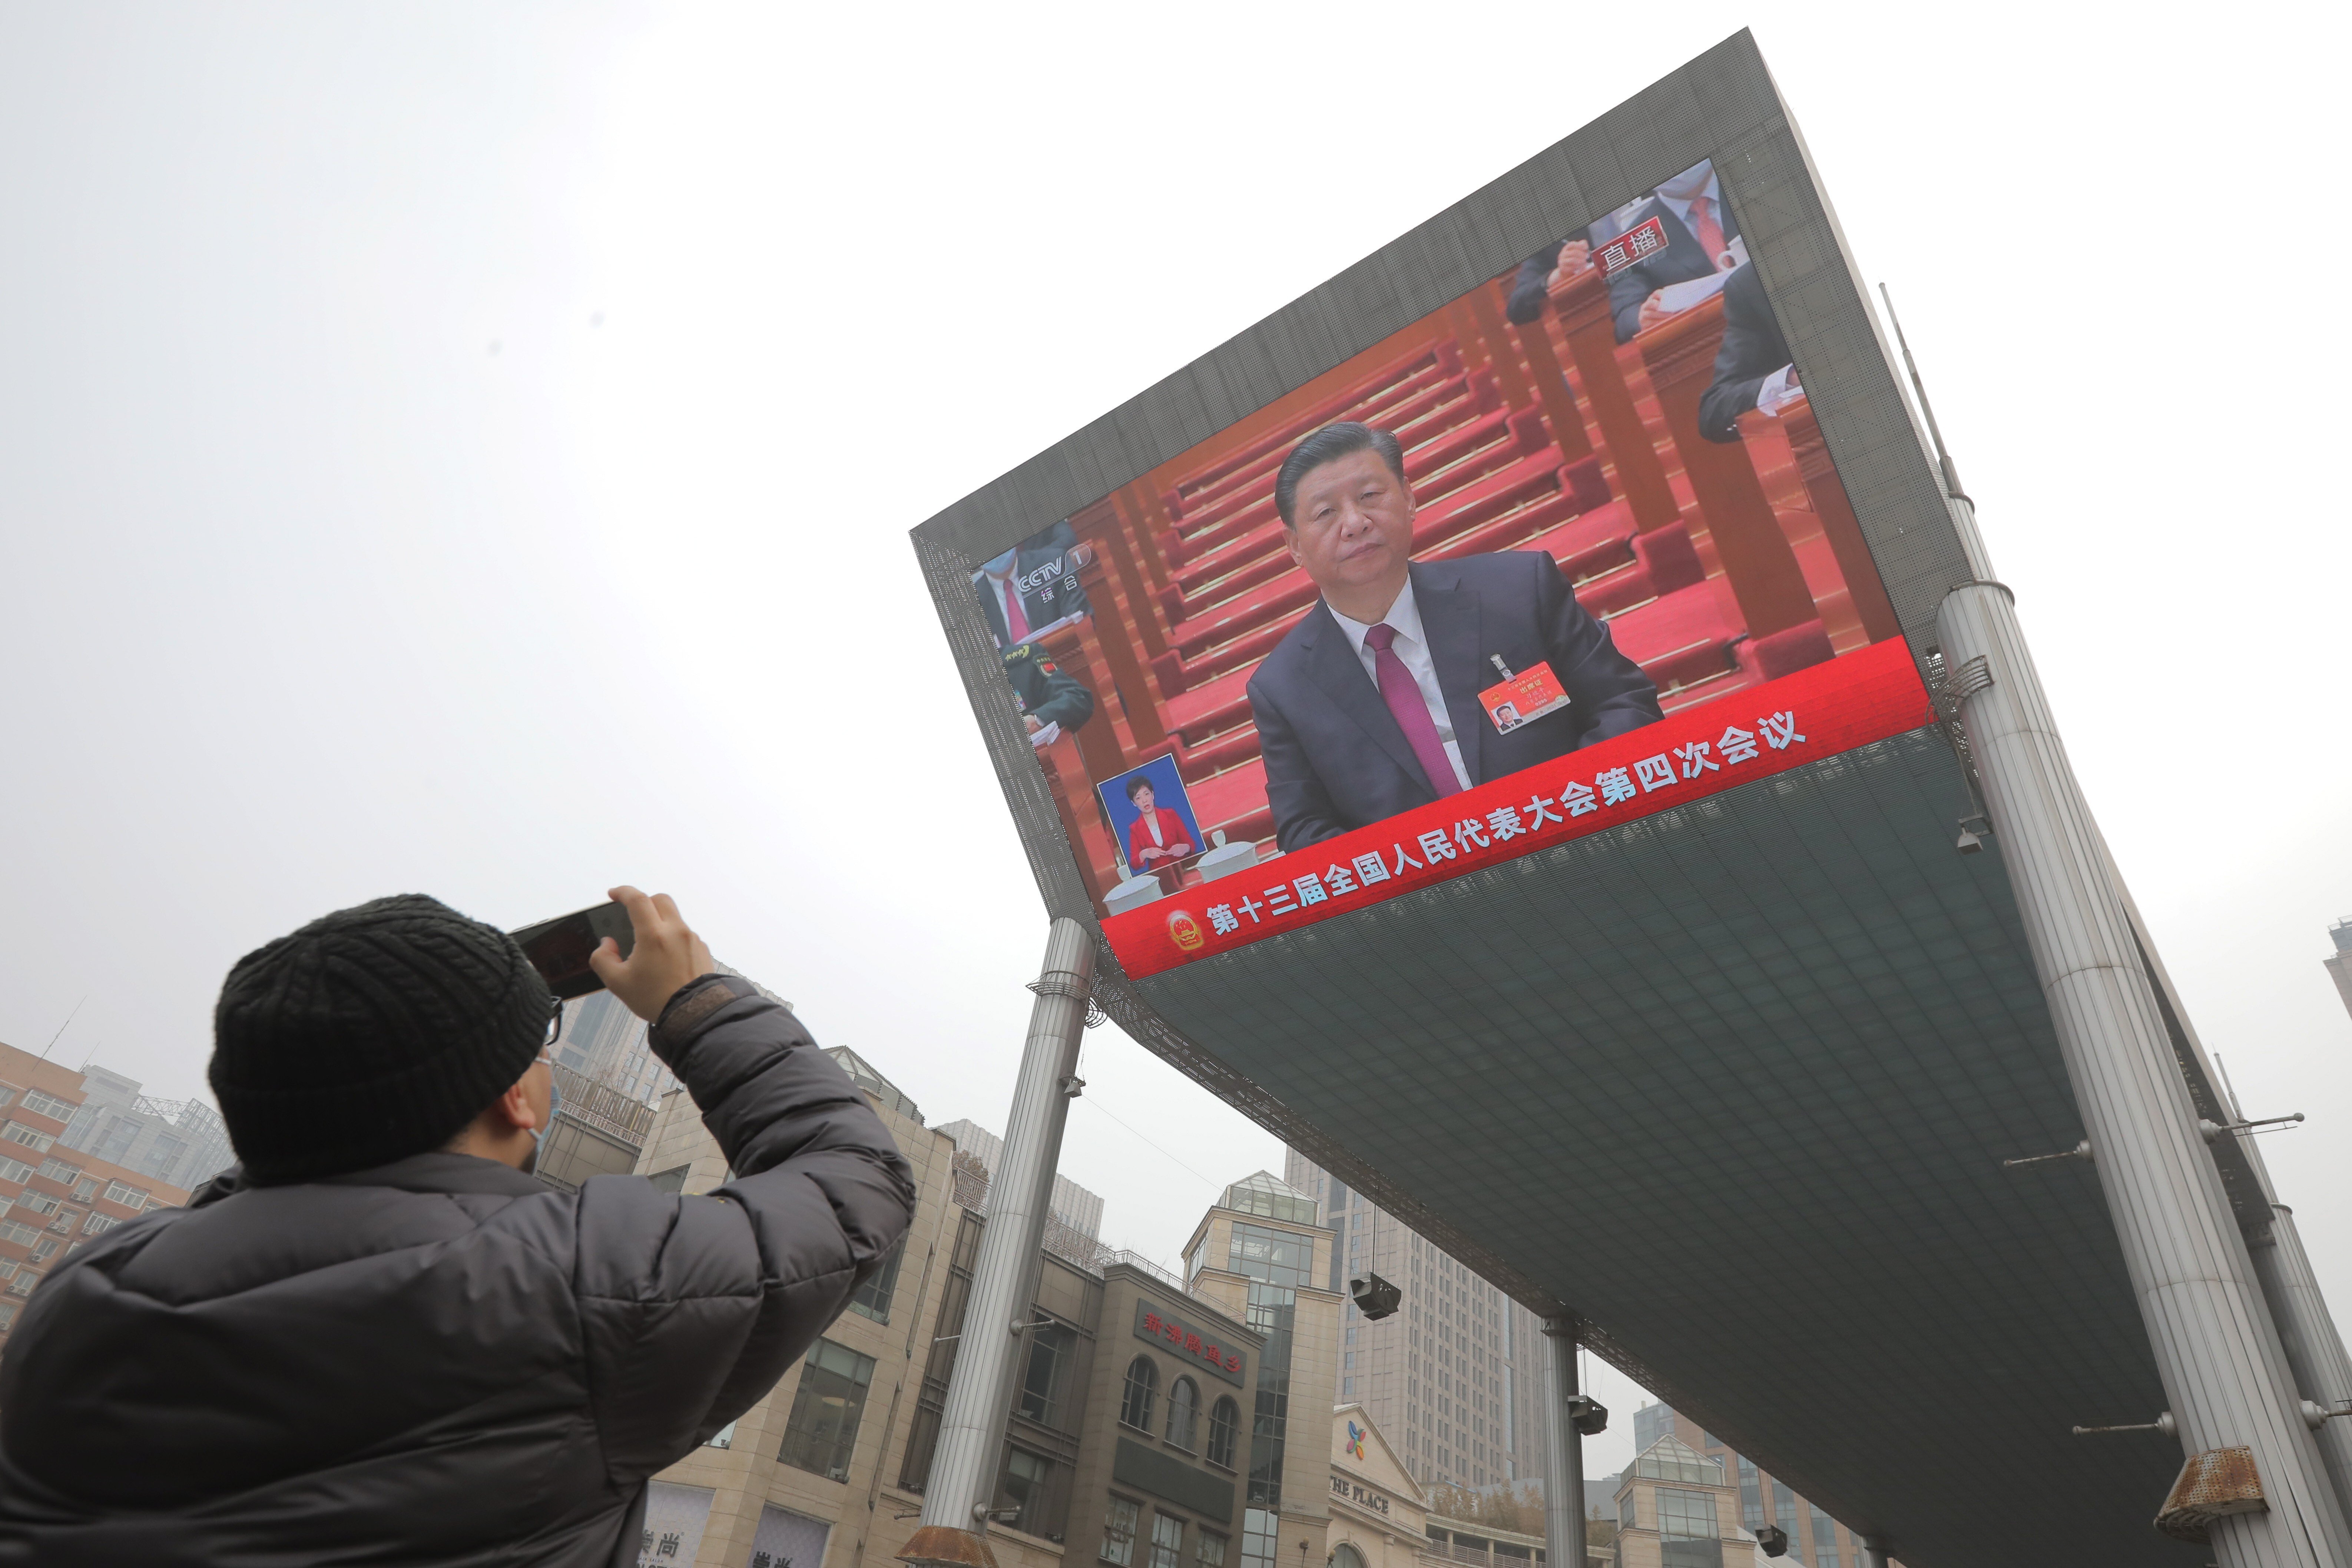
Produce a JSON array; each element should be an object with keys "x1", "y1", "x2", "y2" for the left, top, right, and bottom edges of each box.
[
  {"x1": 1755, "y1": 1525, "x2": 1789, "y2": 1557},
  {"x1": 1565, "y1": 1394, "x2": 1609, "y2": 1436},
  {"x1": 1350, "y1": 1273, "x2": 1401, "y2": 1320}
]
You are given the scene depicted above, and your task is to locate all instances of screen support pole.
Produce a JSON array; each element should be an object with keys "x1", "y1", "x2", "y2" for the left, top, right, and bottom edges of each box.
[
  {"x1": 1541, "y1": 1317, "x2": 1587, "y2": 1568},
  {"x1": 902, "y1": 917, "x2": 1095, "y2": 1568},
  {"x1": 1856, "y1": 1536, "x2": 1892, "y2": 1568},
  {"x1": 2250, "y1": 1202, "x2": 2352, "y2": 1529},
  {"x1": 1937, "y1": 495, "x2": 2352, "y2": 1567}
]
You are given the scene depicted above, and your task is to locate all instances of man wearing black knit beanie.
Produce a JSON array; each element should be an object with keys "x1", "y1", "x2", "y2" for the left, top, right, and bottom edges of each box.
[{"x1": 0, "y1": 885, "x2": 917, "y2": 1567}]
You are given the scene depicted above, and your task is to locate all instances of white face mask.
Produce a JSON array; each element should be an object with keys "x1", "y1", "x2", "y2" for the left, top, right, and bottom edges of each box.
[{"x1": 522, "y1": 1061, "x2": 561, "y2": 1176}]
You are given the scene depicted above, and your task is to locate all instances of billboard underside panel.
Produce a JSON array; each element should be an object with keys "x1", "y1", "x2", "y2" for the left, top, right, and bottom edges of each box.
[{"x1": 1129, "y1": 727, "x2": 2186, "y2": 1564}]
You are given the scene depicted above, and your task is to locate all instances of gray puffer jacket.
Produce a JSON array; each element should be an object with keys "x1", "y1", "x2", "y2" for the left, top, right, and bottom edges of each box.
[{"x1": 0, "y1": 973, "x2": 916, "y2": 1566}]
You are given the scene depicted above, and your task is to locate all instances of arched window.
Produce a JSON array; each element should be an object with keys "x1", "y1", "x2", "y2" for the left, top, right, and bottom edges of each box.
[
  {"x1": 1166, "y1": 1376, "x2": 1200, "y2": 1451},
  {"x1": 1206, "y1": 1395, "x2": 1240, "y2": 1468},
  {"x1": 1332, "y1": 1545, "x2": 1368, "y2": 1568},
  {"x1": 1120, "y1": 1356, "x2": 1158, "y2": 1431}
]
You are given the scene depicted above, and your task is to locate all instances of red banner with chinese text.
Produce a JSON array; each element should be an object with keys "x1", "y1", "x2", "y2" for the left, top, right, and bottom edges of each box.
[{"x1": 1103, "y1": 639, "x2": 1935, "y2": 978}]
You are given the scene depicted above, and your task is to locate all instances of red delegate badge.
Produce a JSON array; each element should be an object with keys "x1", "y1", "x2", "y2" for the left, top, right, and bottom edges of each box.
[{"x1": 1478, "y1": 660, "x2": 1570, "y2": 735}]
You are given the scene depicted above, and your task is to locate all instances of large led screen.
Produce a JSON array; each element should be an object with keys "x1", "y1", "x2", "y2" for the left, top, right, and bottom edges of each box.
[{"x1": 970, "y1": 155, "x2": 1932, "y2": 978}]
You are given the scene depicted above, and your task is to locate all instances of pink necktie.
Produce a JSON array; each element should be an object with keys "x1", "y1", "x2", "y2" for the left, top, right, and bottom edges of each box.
[
  {"x1": 1686, "y1": 196, "x2": 1727, "y2": 267},
  {"x1": 1003, "y1": 578, "x2": 1030, "y2": 643},
  {"x1": 1364, "y1": 623, "x2": 1461, "y2": 799}
]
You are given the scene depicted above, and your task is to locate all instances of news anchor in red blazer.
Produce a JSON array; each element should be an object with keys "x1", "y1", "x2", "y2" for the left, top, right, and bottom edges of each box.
[{"x1": 1245, "y1": 424, "x2": 1662, "y2": 852}]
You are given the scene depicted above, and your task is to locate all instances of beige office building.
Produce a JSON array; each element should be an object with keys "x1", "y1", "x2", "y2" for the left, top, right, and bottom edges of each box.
[
  {"x1": 1281, "y1": 1152, "x2": 1549, "y2": 1491},
  {"x1": 1610, "y1": 1436, "x2": 1749, "y2": 1568},
  {"x1": 1628, "y1": 1407, "x2": 1878, "y2": 1568}
]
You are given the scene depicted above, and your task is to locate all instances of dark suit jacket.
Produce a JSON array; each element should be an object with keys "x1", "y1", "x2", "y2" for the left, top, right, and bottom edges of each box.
[
  {"x1": 1600, "y1": 192, "x2": 1740, "y2": 344},
  {"x1": 1698, "y1": 263, "x2": 1792, "y2": 443},
  {"x1": 974, "y1": 521, "x2": 1090, "y2": 648},
  {"x1": 1246, "y1": 552, "x2": 1663, "y2": 851},
  {"x1": 1505, "y1": 239, "x2": 1571, "y2": 325}
]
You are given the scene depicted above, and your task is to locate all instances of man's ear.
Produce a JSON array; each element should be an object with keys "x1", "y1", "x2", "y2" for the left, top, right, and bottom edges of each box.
[
  {"x1": 490, "y1": 1074, "x2": 536, "y2": 1132},
  {"x1": 1283, "y1": 526, "x2": 1303, "y2": 569}
]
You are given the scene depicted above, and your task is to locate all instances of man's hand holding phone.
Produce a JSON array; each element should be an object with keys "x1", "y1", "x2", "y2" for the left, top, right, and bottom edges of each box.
[{"x1": 589, "y1": 885, "x2": 715, "y2": 1021}]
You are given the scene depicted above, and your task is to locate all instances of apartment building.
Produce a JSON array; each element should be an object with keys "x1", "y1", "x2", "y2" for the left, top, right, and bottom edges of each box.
[{"x1": 0, "y1": 1041, "x2": 192, "y2": 1350}]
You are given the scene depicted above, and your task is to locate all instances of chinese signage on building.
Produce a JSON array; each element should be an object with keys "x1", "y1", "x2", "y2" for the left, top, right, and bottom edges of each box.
[{"x1": 1135, "y1": 1299, "x2": 1246, "y2": 1386}]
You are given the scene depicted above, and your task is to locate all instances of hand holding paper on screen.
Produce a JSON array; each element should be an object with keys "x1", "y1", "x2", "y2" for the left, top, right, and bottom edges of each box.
[
  {"x1": 1756, "y1": 364, "x2": 1803, "y2": 418},
  {"x1": 1546, "y1": 239, "x2": 1592, "y2": 289},
  {"x1": 1654, "y1": 269, "x2": 1736, "y2": 316}
]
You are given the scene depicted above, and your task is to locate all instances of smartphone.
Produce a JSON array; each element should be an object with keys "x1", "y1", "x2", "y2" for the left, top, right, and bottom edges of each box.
[{"x1": 511, "y1": 902, "x2": 636, "y2": 999}]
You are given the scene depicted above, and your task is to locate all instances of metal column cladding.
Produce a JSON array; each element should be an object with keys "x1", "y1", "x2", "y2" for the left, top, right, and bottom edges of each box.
[{"x1": 910, "y1": 27, "x2": 2315, "y2": 1568}]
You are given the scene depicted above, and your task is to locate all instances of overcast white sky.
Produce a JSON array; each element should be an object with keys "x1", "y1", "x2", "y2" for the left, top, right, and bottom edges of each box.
[{"x1": 2, "y1": 3, "x2": 2347, "y2": 1474}]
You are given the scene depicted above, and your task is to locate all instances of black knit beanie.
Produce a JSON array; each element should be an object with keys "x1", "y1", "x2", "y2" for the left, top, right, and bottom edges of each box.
[{"x1": 209, "y1": 893, "x2": 554, "y2": 1182}]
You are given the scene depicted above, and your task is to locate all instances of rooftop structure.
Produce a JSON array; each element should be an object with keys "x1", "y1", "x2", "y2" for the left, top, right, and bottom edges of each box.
[
  {"x1": 55, "y1": 1062, "x2": 232, "y2": 1193},
  {"x1": 935, "y1": 1116, "x2": 1102, "y2": 1238}
]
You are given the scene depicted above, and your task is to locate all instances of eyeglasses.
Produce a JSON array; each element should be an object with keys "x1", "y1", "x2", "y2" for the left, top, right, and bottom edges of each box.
[{"x1": 544, "y1": 998, "x2": 566, "y2": 1049}]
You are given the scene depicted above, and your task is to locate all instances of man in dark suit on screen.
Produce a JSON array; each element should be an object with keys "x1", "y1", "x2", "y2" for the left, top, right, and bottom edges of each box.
[
  {"x1": 1697, "y1": 263, "x2": 1804, "y2": 442},
  {"x1": 1597, "y1": 158, "x2": 1742, "y2": 342},
  {"x1": 1245, "y1": 423, "x2": 1662, "y2": 852}
]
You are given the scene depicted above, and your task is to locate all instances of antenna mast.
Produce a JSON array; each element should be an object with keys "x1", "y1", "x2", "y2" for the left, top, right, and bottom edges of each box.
[{"x1": 1879, "y1": 283, "x2": 1967, "y2": 503}]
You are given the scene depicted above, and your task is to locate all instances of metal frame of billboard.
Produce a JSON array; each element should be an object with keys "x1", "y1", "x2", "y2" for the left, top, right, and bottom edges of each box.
[
  {"x1": 912, "y1": 23, "x2": 1963, "y2": 1294},
  {"x1": 911, "y1": 34, "x2": 2352, "y2": 1564}
]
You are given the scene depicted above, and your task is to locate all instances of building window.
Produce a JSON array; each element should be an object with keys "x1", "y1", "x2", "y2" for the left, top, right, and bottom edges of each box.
[
  {"x1": 1228, "y1": 1224, "x2": 1312, "y2": 1290},
  {"x1": 1167, "y1": 1377, "x2": 1200, "y2": 1451},
  {"x1": 1658, "y1": 1486, "x2": 1715, "y2": 1539},
  {"x1": 1102, "y1": 1496, "x2": 1141, "y2": 1565},
  {"x1": 1808, "y1": 1511, "x2": 1841, "y2": 1568},
  {"x1": 849, "y1": 1237, "x2": 905, "y2": 1323},
  {"x1": 1333, "y1": 1545, "x2": 1367, "y2": 1568},
  {"x1": 0, "y1": 1221, "x2": 36, "y2": 1247},
  {"x1": 0, "y1": 1125, "x2": 53, "y2": 1155},
  {"x1": 1197, "y1": 1530, "x2": 1228, "y2": 1568},
  {"x1": 1021, "y1": 1323, "x2": 1079, "y2": 1429},
  {"x1": 20, "y1": 1091, "x2": 73, "y2": 1120},
  {"x1": 1120, "y1": 1356, "x2": 1157, "y2": 1432},
  {"x1": 29, "y1": 1239, "x2": 56, "y2": 1262},
  {"x1": 1150, "y1": 1512, "x2": 1185, "y2": 1568},
  {"x1": 1738, "y1": 1456, "x2": 1762, "y2": 1531},
  {"x1": 82, "y1": 1212, "x2": 118, "y2": 1237},
  {"x1": 1207, "y1": 1396, "x2": 1240, "y2": 1469},
  {"x1": 1771, "y1": 1479, "x2": 1798, "y2": 1536},
  {"x1": 997, "y1": 1448, "x2": 1052, "y2": 1534},
  {"x1": 776, "y1": 1336, "x2": 877, "y2": 1481},
  {"x1": 0, "y1": 1159, "x2": 29, "y2": 1185}
]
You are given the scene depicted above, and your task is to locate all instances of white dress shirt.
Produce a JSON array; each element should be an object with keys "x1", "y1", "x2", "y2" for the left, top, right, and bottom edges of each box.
[
  {"x1": 1655, "y1": 173, "x2": 1724, "y2": 254},
  {"x1": 1328, "y1": 579, "x2": 1475, "y2": 792},
  {"x1": 1755, "y1": 363, "x2": 1802, "y2": 418}
]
